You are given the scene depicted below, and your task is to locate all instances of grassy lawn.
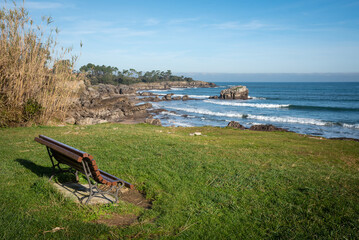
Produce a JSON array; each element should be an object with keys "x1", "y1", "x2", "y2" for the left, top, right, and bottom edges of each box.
[{"x1": 0, "y1": 123, "x2": 358, "y2": 239}]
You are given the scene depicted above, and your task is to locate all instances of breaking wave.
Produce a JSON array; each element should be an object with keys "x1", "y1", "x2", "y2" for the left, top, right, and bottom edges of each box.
[
  {"x1": 204, "y1": 100, "x2": 359, "y2": 112},
  {"x1": 165, "y1": 106, "x2": 332, "y2": 126},
  {"x1": 204, "y1": 100, "x2": 289, "y2": 109}
]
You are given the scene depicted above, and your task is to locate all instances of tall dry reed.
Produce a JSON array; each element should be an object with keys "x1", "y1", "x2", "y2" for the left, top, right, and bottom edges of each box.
[{"x1": 0, "y1": 1, "x2": 81, "y2": 126}]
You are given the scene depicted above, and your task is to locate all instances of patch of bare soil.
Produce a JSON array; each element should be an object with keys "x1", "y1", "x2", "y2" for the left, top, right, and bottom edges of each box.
[
  {"x1": 94, "y1": 190, "x2": 152, "y2": 227},
  {"x1": 121, "y1": 189, "x2": 152, "y2": 209},
  {"x1": 96, "y1": 214, "x2": 138, "y2": 227}
]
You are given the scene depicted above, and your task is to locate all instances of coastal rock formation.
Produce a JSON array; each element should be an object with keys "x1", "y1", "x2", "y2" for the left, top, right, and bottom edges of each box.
[
  {"x1": 219, "y1": 86, "x2": 249, "y2": 100},
  {"x1": 144, "y1": 118, "x2": 162, "y2": 126},
  {"x1": 66, "y1": 80, "x2": 215, "y2": 125},
  {"x1": 139, "y1": 92, "x2": 154, "y2": 96},
  {"x1": 163, "y1": 93, "x2": 174, "y2": 101},
  {"x1": 82, "y1": 80, "x2": 216, "y2": 98},
  {"x1": 131, "y1": 81, "x2": 216, "y2": 90},
  {"x1": 227, "y1": 121, "x2": 247, "y2": 130},
  {"x1": 141, "y1": 96, "x2": 162, "y2": 102},
  {"x1": 172, "y1": 96, "x2": 182, "y2": 100},
  {"x1": 182, "y1": 95, "x2": 189, "y2": 101},
  {"x1": 249, "y1": 124, "x2": 288, "y2": 132},
  {"x1": 68, "y1": 85, "x2": 153, "y2": 125}
]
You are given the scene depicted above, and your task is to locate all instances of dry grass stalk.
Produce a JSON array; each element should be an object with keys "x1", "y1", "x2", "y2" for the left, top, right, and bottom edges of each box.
[{"x1": 0, "y1": 1, "x2": 81, "y2": 126}]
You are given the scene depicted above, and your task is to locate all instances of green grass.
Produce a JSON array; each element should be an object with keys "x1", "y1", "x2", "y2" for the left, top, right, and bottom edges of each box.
[{"x1": 0, "y1": 123, "x2": 358, "y2": 239}]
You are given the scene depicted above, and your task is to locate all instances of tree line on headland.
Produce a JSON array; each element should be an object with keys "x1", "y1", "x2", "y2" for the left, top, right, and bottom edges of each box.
[{"x1": 79, "y1": 63, "x2": 194, "y2": 85}]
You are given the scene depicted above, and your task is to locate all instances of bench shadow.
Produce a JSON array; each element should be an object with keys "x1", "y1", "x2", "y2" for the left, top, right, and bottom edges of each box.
[
  {"x1": 15, "y1": 159, "x2": 152, "y2": 207},
  {"x1": 16, "y1": 158, "x2": 53, "y2": 178}
]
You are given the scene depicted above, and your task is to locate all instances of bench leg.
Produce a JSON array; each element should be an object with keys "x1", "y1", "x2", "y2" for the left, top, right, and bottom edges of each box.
[
  {"x1": 75, "y1": 171, "x2": 79, "y2": 182},
  {"x1": 80, "y1": 161, "x2": 125, "y2": 204},
  {"x1": 85, "y1": 183, "x2": 95, "y2": 204},
  {"x1": 114, "y1": 181, "x2": 125, "y2": 203},
  {"x1": 84, "y1": 182, "x2": 124, "y2": 204},
  {"x1": 47, "y1": 147, "x2": 60, "y2": 181}
]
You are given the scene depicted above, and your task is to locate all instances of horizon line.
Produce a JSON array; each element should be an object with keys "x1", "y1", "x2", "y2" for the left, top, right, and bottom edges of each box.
[{"x1": 176, "y1": 72, "x2": 359, "y2": 75}]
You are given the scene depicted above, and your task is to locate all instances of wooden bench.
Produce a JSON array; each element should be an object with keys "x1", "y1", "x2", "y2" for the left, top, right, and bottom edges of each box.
[{"x1": 34, "y1": 135, "x2": 134, "y2": 204}]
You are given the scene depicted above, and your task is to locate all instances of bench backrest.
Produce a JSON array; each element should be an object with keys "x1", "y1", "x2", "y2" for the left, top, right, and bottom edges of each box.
[{"x1": 35, "y1": 135, "x2": 116, "y2": 186}]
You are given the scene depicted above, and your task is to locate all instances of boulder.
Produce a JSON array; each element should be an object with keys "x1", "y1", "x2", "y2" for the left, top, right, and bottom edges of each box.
[
  {"x1": 162, "y1": 93, "x2": 174, "y2": 101},
  {"x1": 209, "y1": 95, "x2": 218, "y2": 99},
  {"x1": 249, "y1": 124, "x2": 288, "y2": 132},
  {"x1": 227, "y1": 121, "x2": 247, "y2": 130},
  {"x1": 65, "y1": 117, "x2": 76, "y2": 125},
  {"x1": 220, "y1": 86, "x2": 248, "y2": 100},
  {"x1": 144, "y1": 118, "x2": 162, "y2": 126},
  {"x1": 142, "y1": 96, "x2": 162, "y2": 102},
  {"x1": 182, "y1": 95, "x2": 189, "y2": 101},
  {"x1": 139, "y1": 92, "x2": 153, "y2": 96},
  {"x1": 172, "y1": 96, "x2": 182, "y2": 100},
  {"x1": 76, "y1": 117, "x2": 94, "y2": 125}
]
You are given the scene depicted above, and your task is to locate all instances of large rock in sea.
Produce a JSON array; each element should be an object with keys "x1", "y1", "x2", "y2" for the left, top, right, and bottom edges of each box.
[
  {"x1": 249, "y1": 124, "x2": 288, "y2": 132},
  {"x1": 220, "y1": 86, "x2": 248, "y2": 100},
  {"x1": 227, "y1": 121, "x2": 247, "y2": 130}
]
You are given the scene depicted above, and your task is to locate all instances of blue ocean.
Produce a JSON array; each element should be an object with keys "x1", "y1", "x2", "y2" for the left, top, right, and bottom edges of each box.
[{"x1": 144, "y1": 82, "x2": 359, "y2": 139}]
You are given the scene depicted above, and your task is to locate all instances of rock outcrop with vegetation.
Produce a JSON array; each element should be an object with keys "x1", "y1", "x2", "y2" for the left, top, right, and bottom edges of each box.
[
  {"x1": 67, "y1": 84, "x2": 152, "y2": 125},
  {"x1": 219, "y1": 86, "x2": 249, "y2": 100}
]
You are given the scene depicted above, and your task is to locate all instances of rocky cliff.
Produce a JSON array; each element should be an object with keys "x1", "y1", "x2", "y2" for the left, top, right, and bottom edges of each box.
[{"x1": 66, "y1": 80, "x2": 215, "y2": 125}]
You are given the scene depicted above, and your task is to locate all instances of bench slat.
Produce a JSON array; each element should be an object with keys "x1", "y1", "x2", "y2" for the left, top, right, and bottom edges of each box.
[
  {"x1": 35, "y1": 137, "x2": 83, "y2": 162},
  {"x1": 100, "y1": 170, "x2": 134, "y2": 189},
  {"x1": 52, "y1": 151, "x2": 85, "y2": 173},
  {"x1": 39, "y1": 135, "x2": 93, "y2": 159}
]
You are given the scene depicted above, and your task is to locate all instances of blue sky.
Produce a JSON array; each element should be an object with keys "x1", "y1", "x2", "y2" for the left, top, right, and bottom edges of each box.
[{"x1": 18, "y1": 0, "x2": 359, "y2": 73}]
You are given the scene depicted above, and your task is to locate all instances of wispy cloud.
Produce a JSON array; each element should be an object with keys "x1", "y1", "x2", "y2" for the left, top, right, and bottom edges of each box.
[
  {"x1": 145, "y1": 18, "x2": 160, "y2": 26},
  {"x1": 61, "y1": 19, "x2": 156, "y2": 38},
  {"x1": 211, "y1": 20, "x2": 268, "y2": 30},
  {"x1": 24, "y1": 1, "x2": 66, "y2": 9}
]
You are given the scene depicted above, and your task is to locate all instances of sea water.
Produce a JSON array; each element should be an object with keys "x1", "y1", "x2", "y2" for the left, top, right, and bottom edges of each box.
[{"x1": 143, "y1": 82, "x2": 359, "y2": 139}]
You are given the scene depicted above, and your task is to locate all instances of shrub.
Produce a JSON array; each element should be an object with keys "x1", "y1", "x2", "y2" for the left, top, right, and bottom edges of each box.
[{"x1": 0, "y1": 1, "x2": 81, "y2": 126}]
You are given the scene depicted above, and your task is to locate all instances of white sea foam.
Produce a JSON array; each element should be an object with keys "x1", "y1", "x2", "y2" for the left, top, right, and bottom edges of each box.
[
  {"x1": 172, "y1": 94, "x2": 210, "y2": 99},
  {"x1": 247, "y1": 115, "x2": 327, "y2": 126},
  {"x1": 161, "y1": 111, "x2": 182, "y2": 117},
  {"x1": 204, "y1": 100, "x2": 289, "y2": 109},
  {"x1": 189, "y1": 95, "x2": 211, "y2": 99},
  {"x1": 151, "y1": 102, "x2": 161, "y2": 109},
  {"x1": 249, "y1": 96, "x2": 267, "y2": 100},
  {"x1": 171, "y1": 88, "x2": 185, "y2": 90},
  {"x1": 343, "y1": 123, "x2": 359, "y2": 129},
  {"x1": 147, "y1": 89, "x2": 168, "y2": 92},
  {"x1": 165, "y1": 106, "x2": 245, "y2": 118},
  {"x1": 168, "y1": 120, "x2": 193, "y2": 127},
  {"x1": 165, "y1": 106, "x2": 328, "y2": 126}
]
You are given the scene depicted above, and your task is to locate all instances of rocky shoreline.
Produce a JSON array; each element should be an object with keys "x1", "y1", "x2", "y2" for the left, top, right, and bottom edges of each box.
[
  {"x1": 65, "y1": 82, "x2": 358, "y2": 142},
  {"x1": 66, "y1": 80, "x2": 216, "y2": 125}
]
